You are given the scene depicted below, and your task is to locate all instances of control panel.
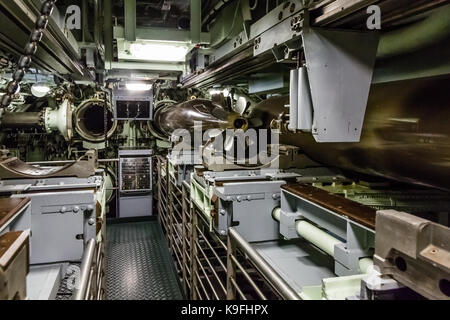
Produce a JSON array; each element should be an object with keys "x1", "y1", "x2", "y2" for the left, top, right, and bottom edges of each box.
[
  {"x1": 118, "y1": 149, "x2": 153, "y2": 218},
  {"x1": 113, "y1": 88, "x2": 153, "y2": 121}
]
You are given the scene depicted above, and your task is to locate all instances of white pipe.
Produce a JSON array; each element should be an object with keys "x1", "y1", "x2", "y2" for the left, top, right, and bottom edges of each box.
[
  {"x1": 272, "y1": 207, "x2": 281, "y2": 221},
  {"x1": 272, "y1": 207, "x2": 374, "y2": 272},
  {"x1": 295, "y1": 220, "x2": 342, "y2": 257},
  {"x1": 272, "y1": 207, "x2": 342, "y2": 256},
  {"x1": 359, "y1": 257, "x2": 374, "y2": 274}
]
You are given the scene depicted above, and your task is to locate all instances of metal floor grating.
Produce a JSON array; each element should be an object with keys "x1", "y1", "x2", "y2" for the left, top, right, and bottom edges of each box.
[{"x1": 106, "y1": 221, "x2": 183, "y2": 300}]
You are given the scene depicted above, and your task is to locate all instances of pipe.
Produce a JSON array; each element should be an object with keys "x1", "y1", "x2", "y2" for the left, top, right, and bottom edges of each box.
[
  {"x1": 73, "y1": 238, "x2": 96, "y2": 300},
  {"x1": 125, "y1": 121, "x2": 137, "y2": 148},
  {"x1": 44, "y1": 99, "x2": 73, "y2": 141},
  {"x1": 295, "y1": 220, "x2": 342, "y2": 257},
  {"x1": 272, "y1": 206, "x2": 281, "y2": 221},
  {"x1": 359, "y1": 257, "x2": 374, "y2": 274},
  {"x1": 272, "y1": 207, "x2": 342, "y2": 257},
  {"x1": 0, "y1": 112, "x2": 45, "y2": 130},
  {"x1": 1, "y1": 99, "x2": 73, "y2": 141},
  {"x1": 273, "y1": 207, "x2": 374, "y2": 273}
]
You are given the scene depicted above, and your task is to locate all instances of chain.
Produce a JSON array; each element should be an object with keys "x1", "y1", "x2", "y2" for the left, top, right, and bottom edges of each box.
[
  {"x1": 1, "y1": 0, "x2": 57, "y2": 110},
  {"x1": 104, "y1": 91, "x2": 108, "y2": 149}
]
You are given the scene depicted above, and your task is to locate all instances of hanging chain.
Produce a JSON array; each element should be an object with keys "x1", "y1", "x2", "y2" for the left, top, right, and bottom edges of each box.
[
  {"x1": 104, "y1": 90, "x2": 108, "y2": 149},
  {"x1": 1, "y1": 0, "x2": 57, "y2": 110}
]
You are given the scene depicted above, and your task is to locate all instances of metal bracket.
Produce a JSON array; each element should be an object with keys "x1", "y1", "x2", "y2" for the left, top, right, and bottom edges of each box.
[
  {"x1": 374, "y1": 210, "x2": 450, "y2": 300},
  {"x1": 279, "y1": 209, "x2": 302, "y2": 240},
  {"x1": 301, "y1": 27, "x2": 379, "y2": 142}
]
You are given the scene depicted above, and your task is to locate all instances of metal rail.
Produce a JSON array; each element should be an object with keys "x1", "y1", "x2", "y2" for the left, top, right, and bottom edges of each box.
[
  {"x1": 74, "y1": 239, "x2": 96, "y2": 300},
  {"x1": 73, "y1": 221, "x2": 106, "y2": 300},
  {"x1": 158, "y1": 157, "x2": 195, "y2": 298},
  {"x1": 227, "y1": 227, "x2": 301, "y2": 300}
]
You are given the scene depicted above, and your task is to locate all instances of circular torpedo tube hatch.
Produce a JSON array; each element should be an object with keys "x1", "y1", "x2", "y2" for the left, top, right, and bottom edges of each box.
[{"x1": 74, "y1": 99, "x2": 117, "y2": 142}]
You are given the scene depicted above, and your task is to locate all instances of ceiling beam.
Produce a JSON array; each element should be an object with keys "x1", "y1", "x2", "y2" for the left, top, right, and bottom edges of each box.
[{"x1": 124, "y1": 0, "x2": 136, "y2": 42}]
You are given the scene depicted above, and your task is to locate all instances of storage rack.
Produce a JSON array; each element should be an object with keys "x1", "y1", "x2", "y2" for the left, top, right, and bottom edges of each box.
[{"x1": 156, "y1": 156, "x2": 301, "y2": 300}]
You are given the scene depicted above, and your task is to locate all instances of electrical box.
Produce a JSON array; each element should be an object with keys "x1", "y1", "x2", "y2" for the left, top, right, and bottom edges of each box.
[
  {"x1": 118, "y1": 150, "x2": 153, "y2": 218},
  {"x1": 113, "y1": 88, "x2": 153, "y2": 121}
]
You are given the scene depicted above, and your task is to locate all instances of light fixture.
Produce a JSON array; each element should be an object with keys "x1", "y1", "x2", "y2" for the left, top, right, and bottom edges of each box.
[
  {"x1": 129, "y1": 42, "x2": 189, "y2": 62},
  {"x1": 31, "y1": 83, "x2": 51, "y2": 97},
  {"x1": 209, "y1": 88, "x2": 230, "y2": 97},
  {"x1": 125, "y1": 82, "x2": 152, "y2": 91}
]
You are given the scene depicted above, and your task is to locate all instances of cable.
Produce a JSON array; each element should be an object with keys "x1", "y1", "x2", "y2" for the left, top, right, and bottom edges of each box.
[
  {"x1": 1, "y1": 1, "x2": 57, "y2": 110},
  {"x1": 250, "y1": 0, "x2": 259, "y2": 10}
]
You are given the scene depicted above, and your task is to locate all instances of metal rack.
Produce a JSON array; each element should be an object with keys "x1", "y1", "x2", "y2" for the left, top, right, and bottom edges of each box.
[{"x1": 156, "y1": 156, "x2": 301, "y2": 300}]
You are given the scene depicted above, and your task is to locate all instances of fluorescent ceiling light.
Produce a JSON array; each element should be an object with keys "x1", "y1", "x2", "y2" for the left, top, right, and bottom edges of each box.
[
  {"x1": 126, "y1": 82, "x2": 152, "y2": 91},
  {"x1": 31, "y1": 83, "x2": 50, "y2": 97},
  {"x1": 129, "y1": 42, "x2": 189, "y2": 62},
  {"x1": 209, "y1": 88, "x2": 230, "y2": 96}
]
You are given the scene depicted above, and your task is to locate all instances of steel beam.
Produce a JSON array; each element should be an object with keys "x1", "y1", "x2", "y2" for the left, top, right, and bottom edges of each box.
[
  {"x1": 0, "y1": 0, "x2": 85, "y2": 77},
  {"x1": 110, "y1": 61, "x2": 185, "y2": 72},
  {"x1": 113, "y1": 26, "x2": 210, "y2": 44},
  {"x1": 312, "y1": 0, "x2": 379, "y2": 25},
  {"x1": 124, "y1": 0, "x2": 137, "y2": 42},
  {"x1": 190, "y1": 0, "x2": 202, "y2": 44},
  {"x1": 103, "y1": 0, "x2": 113, "y2": 69}
]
